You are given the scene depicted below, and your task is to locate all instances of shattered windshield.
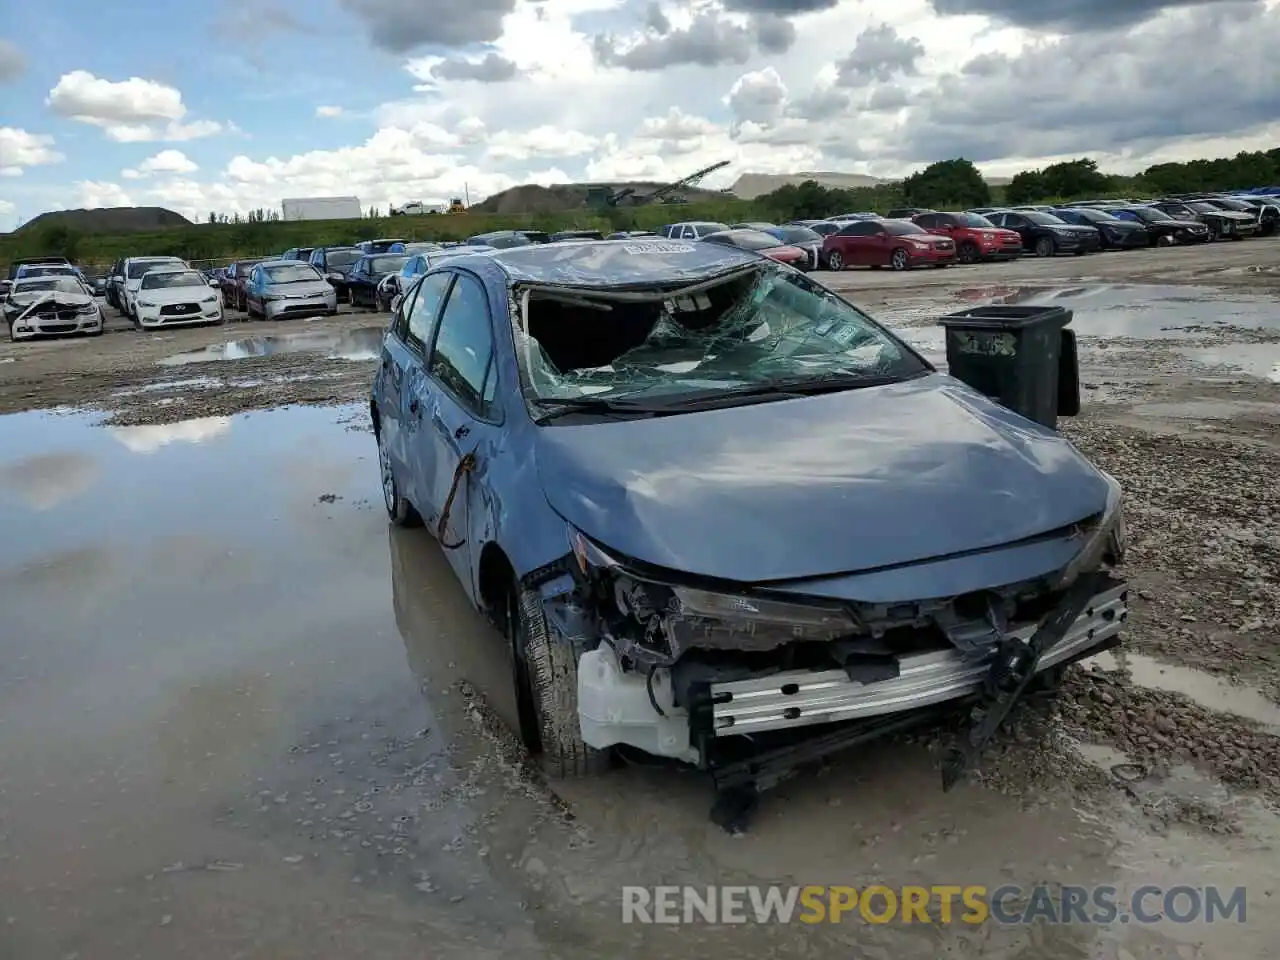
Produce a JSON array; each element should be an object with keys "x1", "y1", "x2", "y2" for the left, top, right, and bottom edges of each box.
[
  {"x1": 516, "y1": 265, "x2": 929, "y2": 409},
  {"x1": 13, "y1": 277, "x2": 84, "y2": 295}
]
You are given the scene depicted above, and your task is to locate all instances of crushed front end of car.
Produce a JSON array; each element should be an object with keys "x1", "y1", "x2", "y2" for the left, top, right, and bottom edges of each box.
[{"x1": 496, "y1": 242, "x2": 1128, "y2": 828}]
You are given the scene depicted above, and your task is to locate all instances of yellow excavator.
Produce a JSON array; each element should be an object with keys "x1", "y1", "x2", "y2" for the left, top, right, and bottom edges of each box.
[{"x1": 446, "y1": 198, "x2": 466, "y2": 214}]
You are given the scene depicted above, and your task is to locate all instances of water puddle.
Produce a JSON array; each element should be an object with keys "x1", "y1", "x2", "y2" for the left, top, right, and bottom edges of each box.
[
  {"x1": 1001, "y1": 285, "x2": 1280, "y2": 339},
  {"x1": 1179, "y1": 344, "x2": 1280, "y2": 383},
  {"x1": 159, "y1": 327, "x2": 385, "y2": 366},
  {"x1": 1086, "y1": 651, "x2": 1280, "y2": 733}
]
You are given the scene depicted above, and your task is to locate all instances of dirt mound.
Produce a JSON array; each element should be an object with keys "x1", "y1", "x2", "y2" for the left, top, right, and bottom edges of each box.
[
  {"x1": 16, "y1": 206, "x2": 192, "y2": 235},
  {"x1": 474, "y1": 182, "x2": 729, "y2": 214}
]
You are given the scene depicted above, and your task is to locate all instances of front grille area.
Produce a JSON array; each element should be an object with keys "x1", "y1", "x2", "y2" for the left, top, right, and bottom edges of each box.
[
  {"x1": 160, "y1": 302, "x2": 201, "y2": 316},
  {"x1": 38, "y1": 323, "x2": 77, "y2": 334},
  {"x1": 34, "y1": 308, "x2": 81, "y2": 323}
]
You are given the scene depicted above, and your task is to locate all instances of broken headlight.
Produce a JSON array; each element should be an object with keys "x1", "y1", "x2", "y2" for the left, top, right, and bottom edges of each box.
[
  {"x1": 1055, "y1": 472, "x2": 1125, "y2": 588},
  {"x1": 569, "y1": 526, "x2": 860, "y2": 658}
]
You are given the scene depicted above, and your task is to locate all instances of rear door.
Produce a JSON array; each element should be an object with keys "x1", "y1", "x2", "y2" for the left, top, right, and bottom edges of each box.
[
  {"x1": 411, "y1": 268, "x2": 502, "y2": 598},
  {"x1": 379, "y1": 271, "x2": 452, "y2": 506}
]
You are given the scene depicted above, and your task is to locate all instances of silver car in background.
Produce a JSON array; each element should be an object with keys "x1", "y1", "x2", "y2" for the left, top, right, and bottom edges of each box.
[{"x1": 244, "y1": 260, "x2": 338, "y2": 321}]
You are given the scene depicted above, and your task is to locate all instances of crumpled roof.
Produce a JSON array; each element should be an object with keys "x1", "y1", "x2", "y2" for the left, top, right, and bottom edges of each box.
[{"x1": 487, "y1": 238, "x2": 761, "y2": 287}]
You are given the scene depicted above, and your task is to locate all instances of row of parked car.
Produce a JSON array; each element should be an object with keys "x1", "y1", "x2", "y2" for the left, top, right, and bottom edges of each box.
[{"x1": 646, "y1": 191, "x2": 1276, "y2": 272}]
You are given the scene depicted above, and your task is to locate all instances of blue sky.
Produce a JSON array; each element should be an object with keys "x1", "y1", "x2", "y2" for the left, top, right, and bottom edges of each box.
[{"x1": 1, "y1": 0, "x2": 1277, "y2": 230}]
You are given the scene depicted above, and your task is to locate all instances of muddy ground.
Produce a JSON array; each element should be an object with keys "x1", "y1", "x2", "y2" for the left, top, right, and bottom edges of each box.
[{"x1": 1, "y1": 240, "x2": 1278, "y2": 959}]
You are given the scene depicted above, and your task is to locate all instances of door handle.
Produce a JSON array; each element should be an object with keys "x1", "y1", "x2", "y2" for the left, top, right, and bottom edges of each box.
[{"x1": 454, "y1": 425, "x2": 470, "y2": 440}]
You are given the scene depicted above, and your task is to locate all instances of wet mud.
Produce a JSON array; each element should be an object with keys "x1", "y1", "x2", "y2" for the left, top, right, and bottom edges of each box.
[{"x1": 1, "y1": 243, "x2": 1279, "y2": 958}]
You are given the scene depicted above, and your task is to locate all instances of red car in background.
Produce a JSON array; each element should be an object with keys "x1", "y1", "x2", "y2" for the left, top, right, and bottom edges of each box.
[
  {"x1": 699, "y1": 229, "x2": 810, "y2": 270},
  {"x1": 822, "y1": 219, "x2": 956, "y2": 271},
  {"x1": 912, "y1": 212, "x2": 1023, "y2": 263}
]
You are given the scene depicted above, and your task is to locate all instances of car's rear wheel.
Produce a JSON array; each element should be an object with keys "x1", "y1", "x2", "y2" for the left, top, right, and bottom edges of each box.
[
  {"x1": 1034, "y1": 236, "x2": 1056, "y2": 258},
  {"x1": 515, "y1": 586, "x2": 610, "y2": 779},
  {"x1": 958, "y1": 241, "x2": 979, "y2": 264},
  {"x1": 348, "y1": 287, "x2": 358, "y2": 308},
  {"x1": 826, "y1": 250, "x2": 844, "y2": 271},
  {"x1": 378, "y1": 428, "x2": 422, "y2": 527},
  {"x1": 890, "y1": 248, "x2": 909, "y2": 271}
]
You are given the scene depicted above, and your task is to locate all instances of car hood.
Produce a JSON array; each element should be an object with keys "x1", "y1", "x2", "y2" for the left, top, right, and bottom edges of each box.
[
  {"x1": 1102, "y1": 220, "x2": 1145, "y2": 230},
  {"x1": 6, "y1": 291, "x2": 94, "y2": 310},
  {"x1": 534, "y1": 374, "x2": 1110, "y2": 583},
  {"x1": 1209, "y1": 210, "x2": 1255, "y2": 221},
  {"x1": 1052, "y1": 224, "x2": 1098, "y2": 234},
  {"x1": 137, "y1": 285, "x2": 217, "y2": 303},
  {"x1": 265, "y1": 280, "x2": 333, "y2": 298}
]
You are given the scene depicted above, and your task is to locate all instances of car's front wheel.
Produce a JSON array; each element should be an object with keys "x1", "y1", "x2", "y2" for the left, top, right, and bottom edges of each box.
[
  {"x1": 826, "y1": 250, "x2": 844, "y2": 271},
  {"x1": 515, "y1": 587, "x2": 610, "y2": 778},
  {"x1": 1035, "y1": 235, "x2": 1056, "y2": 258},
  {"x1": 378, "y1": 428, "x2": 421, "y2": 527},
  {"x1": 890, "y1": 247, "x2": 909, "y2": 270},
  {"x1": 958, "y1": 241, "x2": 980, "y2": 264}
]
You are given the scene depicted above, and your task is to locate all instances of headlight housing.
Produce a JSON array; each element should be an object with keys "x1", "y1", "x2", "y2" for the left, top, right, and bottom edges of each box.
[
  {"x1": 1054, "y1": 472, "x2": 1125, "y2": 589},
  {"x1": 569, "y1": 527, "x2": 860, "y2": 659},
  {"x1": 137, "y1": 299, "x2": 156, "y2": 308}
]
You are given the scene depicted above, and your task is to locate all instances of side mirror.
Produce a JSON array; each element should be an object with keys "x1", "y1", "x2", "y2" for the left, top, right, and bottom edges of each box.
[
  {"x1": 208, "y1": 279, "x2": 220, "y2": 287},
  {"x1": 111, "y1": 275, "x2": 123, "y2": 283}
]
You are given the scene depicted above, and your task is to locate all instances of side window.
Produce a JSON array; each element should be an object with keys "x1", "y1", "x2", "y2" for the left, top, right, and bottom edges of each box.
[
  {"x1": 916, "y1": 214, "x2": 938, "y2": 229},
  {"x1": 1115, "y1": 211, "x2": 1137, "y2": 222},
  {"x1": 1005, "y1": 215, "x2": 1025, "y2": 227},
  {"x1": 403, "y1": 272, "x2": 452, "y2": 350},
  {"x1": 429, "y1": 273, "x2": 495, "y2": 414}
]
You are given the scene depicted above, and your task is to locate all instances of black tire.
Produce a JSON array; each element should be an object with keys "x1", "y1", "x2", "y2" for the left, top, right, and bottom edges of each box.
[
  {"x1": 211, "y1": 312, "x2": 226, "y2": 326},
  {"x1": 516, "y1": 587, "x2": 610, "y2": 778},
  {"x1": 348, "y1": 287, "x2": 358, "y2": 308},
  {"x1": 378, "y1": 428, "x2": 422, "y2": 527},
  {"x1": 826, "y1": 250, "x2": 844, "y2": 271},
  {"x1": 1034, "y1": 235, "x2": 1056, "y2": 258},
  {"x1": 890, "y1": 247, "x2": 909, "y2": 271},
  {"x1": 958, "y1": 241, "x2": 980, "y2": 264}
]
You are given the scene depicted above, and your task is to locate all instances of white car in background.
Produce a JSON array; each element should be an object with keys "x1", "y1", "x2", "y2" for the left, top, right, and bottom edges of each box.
[
  {"x1": 133, "y1": 267, "x2": 224, "y2": 329},
  {"x1": 120, "y1": 256, "x2": 187, "y2": 318},
  {"x1": 4, "y1": 275, "x2": 104, "y2": 341}
]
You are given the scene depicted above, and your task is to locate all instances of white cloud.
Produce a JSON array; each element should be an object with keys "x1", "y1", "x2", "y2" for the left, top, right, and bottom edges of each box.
[
  {"x1": 16, "y1": 1, "x2": 1280, "y2": 222},
  {"x1": 122, "y1": 149, "x2": 199, "y2": 179},
  {"x1": 46, "y1": 71, "x2": 222, "y2": 143},
  {"x1": 0, "y1": 127, "x2": 64, "y2": 172},
  {"x1": 74, "y1": 181, "x2": 135, "y2": 209},
  {"x1": 0, "y1": 198, "x2": 15, "y2": 215}
]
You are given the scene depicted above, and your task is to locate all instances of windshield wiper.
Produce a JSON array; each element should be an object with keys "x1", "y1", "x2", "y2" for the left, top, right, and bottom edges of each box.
[
  {"x1": 644, "y1": 372, "x2": 914, "y2": 410},
  {"x1": 531, "y1": 395, "x2": 663, "y2": 424}
]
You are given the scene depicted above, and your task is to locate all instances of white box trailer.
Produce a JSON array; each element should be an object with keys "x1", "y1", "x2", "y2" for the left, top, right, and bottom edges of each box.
[{"x1": 280, "y1": 196, "x2": 362, "y2": 221}]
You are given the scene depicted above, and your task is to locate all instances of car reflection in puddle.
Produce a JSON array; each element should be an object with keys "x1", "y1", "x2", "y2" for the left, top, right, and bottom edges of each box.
[{"x1": 159, "y1": 326, "x2": 386, "y2": 366}]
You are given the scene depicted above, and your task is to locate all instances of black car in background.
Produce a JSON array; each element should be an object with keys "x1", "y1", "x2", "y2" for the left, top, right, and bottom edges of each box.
[
  {"x1": 985, "y1": 210, "x2": 1101, "y2": 257},
  {"x1": 1053, "y1": 208, "x2": 1149, "y2": 249},
  {"x1": 548, "y1": 229, "x2": 604, "y2": 242},
  {"x1": 308, "y1": 246, "x2": 363, "y2": 295},
  {"x1": 282, "y1": 246, "x2": 315, "y2": 262},
  {"x1": 466, "y1": 230, "x2": 545, "y2": 249},
  {"x1": 885, "y1": 207, "x2": 935, "y2": 219},
  {"x1": 761, "y1": 223, "x2": 825, "y2": 269},
  {"x1": 1152, "y1": 201, "x2": 1257, "y2": 240},
  {"x1": 1102, "y1": 206, "x2": 1210, "y2": 245},
  {"x1": 1195, "y1": 196, "x2": 1277, "y2": 236},
  {"x1": 787, "y1": 219, "x2": 843, "y2": 238},
  {"x1": 344, "y1": 254, "x2": 409, "y2": 308}
]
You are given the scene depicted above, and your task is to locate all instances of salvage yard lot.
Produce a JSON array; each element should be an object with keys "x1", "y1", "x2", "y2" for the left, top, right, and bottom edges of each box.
[{"x1": 0, "y1": 238, "x2": 1278, "y2": 959}]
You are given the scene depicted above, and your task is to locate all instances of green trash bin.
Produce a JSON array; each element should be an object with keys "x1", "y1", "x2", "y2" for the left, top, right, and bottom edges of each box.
[{"x1": 937, "y1": 305, "x2": 1080, "y2": 430}]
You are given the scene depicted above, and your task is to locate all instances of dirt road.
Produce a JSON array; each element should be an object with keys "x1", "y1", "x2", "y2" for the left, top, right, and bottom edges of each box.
[{"x1": 1, "y1": 240, "x2": 1278, "y2": 959}]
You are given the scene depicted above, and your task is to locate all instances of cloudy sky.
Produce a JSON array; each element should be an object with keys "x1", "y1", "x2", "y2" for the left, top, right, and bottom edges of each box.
[{"x1": 1, "y1": 0, "x2": 1277, "y2": 229}]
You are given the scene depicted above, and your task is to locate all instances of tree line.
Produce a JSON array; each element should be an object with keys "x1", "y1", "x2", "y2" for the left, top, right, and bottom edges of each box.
[
  {"x1": 755, "y1": 148, "x2": 1280, "y2": 221},
  {"x1": 5, "y1": 147, "x2": 1276, "y2": 270}
]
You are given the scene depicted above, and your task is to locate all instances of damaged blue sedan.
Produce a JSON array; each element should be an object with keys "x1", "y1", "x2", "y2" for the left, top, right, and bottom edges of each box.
[{"x1": 370, "y1": 238, "x2": 1127, "y2": 807}]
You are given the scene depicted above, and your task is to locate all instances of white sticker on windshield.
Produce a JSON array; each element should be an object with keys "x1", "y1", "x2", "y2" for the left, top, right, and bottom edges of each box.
[
  {"x1": 826, "y1": 322, "x2": 860, "y2": 346},
  {"x1": 623, "y1": 242, "x2": 696, "y2": 255}
]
